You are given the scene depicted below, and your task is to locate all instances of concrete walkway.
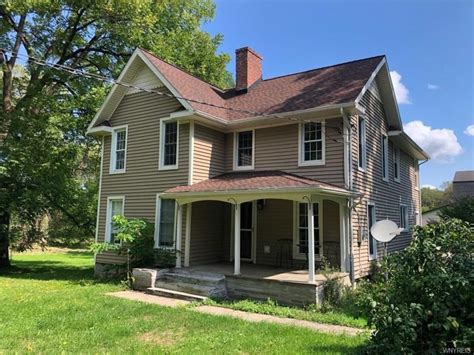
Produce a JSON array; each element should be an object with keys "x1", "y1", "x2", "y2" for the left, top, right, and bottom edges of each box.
[{"x1": 107, "y1": 291, "x2": 364, "y2": 336}]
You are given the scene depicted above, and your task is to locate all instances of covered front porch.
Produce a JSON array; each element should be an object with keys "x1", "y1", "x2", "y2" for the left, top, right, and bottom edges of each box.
[{"x1": 161, "y1": 171, "x2": 357, "y2": 284}]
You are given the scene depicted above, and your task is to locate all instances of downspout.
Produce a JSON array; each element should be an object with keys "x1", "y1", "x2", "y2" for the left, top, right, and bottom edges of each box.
[{"x1": 341, "y1": 108, "x2": 355, "y2": 284}]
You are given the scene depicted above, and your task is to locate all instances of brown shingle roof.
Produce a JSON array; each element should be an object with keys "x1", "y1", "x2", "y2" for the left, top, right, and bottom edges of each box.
[
  {"x1": 165, "y1": 170, "x2": 351, "y2": 194},
  {"x1": 453, "y1": 170, "x2": 474, "y2": 183},
  {"x1": 141, "y1": 49, "x2": 384, "y2": 120}
]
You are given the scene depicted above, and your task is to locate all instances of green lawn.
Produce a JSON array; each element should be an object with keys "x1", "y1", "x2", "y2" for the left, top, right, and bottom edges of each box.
[{"x1": 0, "y1": 251, "x2": 368, "y2": 354}]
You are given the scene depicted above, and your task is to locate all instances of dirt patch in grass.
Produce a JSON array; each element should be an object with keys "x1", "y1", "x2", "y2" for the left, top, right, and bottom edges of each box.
[{"x1": 137, "y1": 328, "x2": 184, "y2": 347}]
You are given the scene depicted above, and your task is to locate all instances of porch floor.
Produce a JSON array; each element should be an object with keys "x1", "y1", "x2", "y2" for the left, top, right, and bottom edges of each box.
[{"x1": 183, "y1": 262, "x2": 348, "y2": 286}]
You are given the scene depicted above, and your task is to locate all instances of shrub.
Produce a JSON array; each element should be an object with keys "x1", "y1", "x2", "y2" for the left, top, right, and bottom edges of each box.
[
  {"x1": 358, "y1": 219, "x2": 473, "y2": 353},
  {"x1": 440, "y1": 197, "x2": 474, "y2": 224}
]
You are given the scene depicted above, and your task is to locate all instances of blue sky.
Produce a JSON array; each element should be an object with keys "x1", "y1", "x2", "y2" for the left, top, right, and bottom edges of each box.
[{"x1": 203, "y1": 0, "x2": 473, "y2": 189}]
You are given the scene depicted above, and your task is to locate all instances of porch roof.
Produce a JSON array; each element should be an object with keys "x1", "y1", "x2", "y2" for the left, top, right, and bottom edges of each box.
[{"x1": 162, "y1": 171, "x2": 358, "y2": 203}]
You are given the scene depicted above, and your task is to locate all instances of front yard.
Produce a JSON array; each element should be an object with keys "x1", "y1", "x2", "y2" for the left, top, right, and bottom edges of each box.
[{"x1": 0, "y1": 251, "x2": 368, "y2": 353}]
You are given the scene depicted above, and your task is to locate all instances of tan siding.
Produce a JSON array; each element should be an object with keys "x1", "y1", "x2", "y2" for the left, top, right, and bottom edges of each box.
[
  {"x1": 189, "y1": 201, "x2": 226, "y2": 266},
  {"x1": 96, "y1": 90, "x2": 188, "y2": 265},
  {"x1": 256, "y1": 199, "x2": 294, "y2": 266},
  {"x1": 351, "y1": 90, "x2": 420, "y2": 278},
  {"x1": 193, "y1": 124, "x2": 225, "y2": 183},
  {"x1": 224, "y1": 119, "x2": 345, "y2": 187}
]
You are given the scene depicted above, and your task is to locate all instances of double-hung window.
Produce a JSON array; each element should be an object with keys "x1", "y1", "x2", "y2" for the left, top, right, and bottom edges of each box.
[
  {"x1": 234, "y1": 130, "x2": 254, "y2": 170},
  {"x1": 160, "y1": 120, "x2": 178, "y2": 169},
  {"x1": 368, "y1": 204, "x2": 377, "y2": 260},
  {"x1": 299, "y1": 122, "x2": 325, "y2": 166},
  {"x1": 414, "y1": 158, "x2": 419, "y2": 190},
  {"x1": 111, "y1": 126, "x2": 127, "y2": 173},
  {"x1": 400, "y1": 205, "x2": 409, "y2": 231},
  {"x1": 106, "y1": 197, "x2": 124, "y2": 244},
  {"x1": 155, "y1": 197, "x2": 176, "y2": 248},
  {"x1": 393, "y1": 147, "x2": 400, "y2": 182},
  {"x1": 382, "y1": 135, "x2": 388, "y2": 181},
  {"x1": 358, "y1": 117, "x2": 366, "y2": 170},
  {"x1": 295, "y1": 202, "x2": 320, "y2": 257}
]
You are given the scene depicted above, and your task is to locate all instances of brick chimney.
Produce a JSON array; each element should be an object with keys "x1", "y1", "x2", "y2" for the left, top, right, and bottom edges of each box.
[{"x1": 235, "y1": 47, "x2": 263, "y2": 91}]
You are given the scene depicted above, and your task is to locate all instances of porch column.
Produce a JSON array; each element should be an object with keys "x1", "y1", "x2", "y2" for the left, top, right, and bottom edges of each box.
[
  {"x1": 184, "y1": 203, "x2": 192, "y2": 267},
  {"x1": 307, "y1": 201, "x2": 315, "y2": 283},
  {"x1": 234, "y1": 203, "x2": 241, "y2": 275},
  {"x1": 175, "y1": 204, "x2": 183, "y2": 268}
]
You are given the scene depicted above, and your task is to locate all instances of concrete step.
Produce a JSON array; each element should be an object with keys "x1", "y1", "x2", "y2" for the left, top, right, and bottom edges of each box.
[
  {"x1": 146, "y1": 287, "x2": 208, "y2": 302},
  {"x1": 155, "y1": 279, "x2": 226, "y2": 298},
  {"x1": 163, "y1": 269, "x2": 226, "y2": 286}
]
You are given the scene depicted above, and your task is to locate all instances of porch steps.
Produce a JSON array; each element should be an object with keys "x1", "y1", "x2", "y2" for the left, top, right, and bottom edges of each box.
[
  {"x1": 154, "y1": 268, "x2": 227, "y2": 299},
  {"x1": 146, "y1": 287, "x2": 208, "y2": 302}
]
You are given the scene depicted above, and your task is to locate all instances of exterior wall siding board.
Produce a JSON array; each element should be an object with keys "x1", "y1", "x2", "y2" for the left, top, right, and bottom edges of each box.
[
  {"x1": 351, "y1": 90, "x2": 420, "y2": 278},
  {"x1": 96, "y1": 90, "x2": 188, "y2": 265},
  {"x1": 193, "y1": 124, "x2": 226, "y2": 183},
  {"x1": 189, "y1": 201, "x2": 226, "y2": 266},
  {"x1": 224, "y1": 119, "x2": 345, "y2": 187}
]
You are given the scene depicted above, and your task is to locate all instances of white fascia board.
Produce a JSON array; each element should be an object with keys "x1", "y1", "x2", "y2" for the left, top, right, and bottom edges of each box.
[
  {"x1": 354, "y1": 57, "x2": 386, "y2": 104},
  {"x1": 86, "y1": 126, "x2": 113, "y2": 136}
]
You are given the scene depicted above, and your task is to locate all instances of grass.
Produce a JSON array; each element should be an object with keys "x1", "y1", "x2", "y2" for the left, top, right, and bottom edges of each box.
[
  {"x1": 197, "y1": 298, "x2": 368, "y2": 329},
  {"x1": 0, "y1": 251, "x2": 368, "y2": 353}
]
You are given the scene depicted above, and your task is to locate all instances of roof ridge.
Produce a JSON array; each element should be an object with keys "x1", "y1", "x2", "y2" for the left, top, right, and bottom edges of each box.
[
  {"x1": 139, "y1": 48, "x2": 228, "y2": 93},
  {"x1": 261, "y1": 55, "x2": 386, "y2": 82}
]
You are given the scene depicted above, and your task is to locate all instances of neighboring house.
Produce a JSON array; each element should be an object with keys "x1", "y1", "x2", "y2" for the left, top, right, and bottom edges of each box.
[
  {"x1": 453, "y1": 170, "x2": 474, "y2": 200},
  {"x1": 87, "y1": 47, "x2": 428, "y2": 291}
]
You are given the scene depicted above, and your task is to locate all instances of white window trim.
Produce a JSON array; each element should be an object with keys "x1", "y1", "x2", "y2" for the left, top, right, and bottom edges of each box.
[
  {"x1": 414, "y1": 158, "x2": 419, "y2": 191},
  {"x1": 159, "y1": 119, "x2": 179, "y2": 170},
  {"x1": 400, "y1": 204, "x2": 409, "y2": 231},
  {"x1": 393, "y1": 147, "x2": 401, "y2": 183},
  {"x1": 298, "y1": 121, "x2": 326, "y2": 166},
  {"x1": 292, "y1": 200, "x2": 323, "y2": 261},
  {"x1": 110, "y1": 125, "x2": 128, "y2": 174},
  {"x1": 382, "y1": 134, "x2": 389, "y2": 182},
  {"x1": 105, "y1": 196, "x2": 125, "y2": 244},
  {"x1": 367, "y1": 202, "x2": 377, "y2": 261},
  {"x1": 154, "y1": 194, "x2": 177, "y2": 249},
  {"x1": 357, "y1": 116, "x2": 367, "y2": 171},
  {"x1": 233, "y1": 129, "x2": 255, "y2": 171}
]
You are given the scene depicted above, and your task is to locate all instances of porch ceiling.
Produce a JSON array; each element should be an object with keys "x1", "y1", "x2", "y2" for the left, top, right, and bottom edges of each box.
[{"x1": 161, "y1": 170, "x2": 358, "y2": 204}]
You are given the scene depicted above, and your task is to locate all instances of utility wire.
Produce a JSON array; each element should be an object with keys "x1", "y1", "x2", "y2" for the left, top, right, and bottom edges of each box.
[{"x1": 4, "y1": 49, "x2": 356, "y2": 141}]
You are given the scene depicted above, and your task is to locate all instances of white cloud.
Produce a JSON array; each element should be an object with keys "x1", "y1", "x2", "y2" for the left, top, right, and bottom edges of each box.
[
  {"x1": 464, "y1": 124, "x2": 474, "y2": 137},
  {"x1": 422, "y1": 184, "x2": 437, "y2": 189},
  {"x1": 427, "y1": 84, "x2": 439, "y2": 90},
  {"x1": 390, "y1": 71, "x2": 411, "y2": 104},
  {"x1": 404, "y1": 120, "x2": 463, "y2": 162}
]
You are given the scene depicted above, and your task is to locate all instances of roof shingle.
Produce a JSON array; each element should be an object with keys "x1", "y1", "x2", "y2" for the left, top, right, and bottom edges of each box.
[
  {"x1": 165, "y1": 170, "x2": 351, "y2": 194},
  {"x1": 141, "y1": 49, "x2": 384, "y2": 120}
]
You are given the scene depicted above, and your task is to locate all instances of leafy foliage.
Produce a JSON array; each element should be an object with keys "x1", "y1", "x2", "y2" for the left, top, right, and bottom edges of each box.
[
  {"x1": 421, "y1": 182, "x2": 453, "y2": 212},
  {"x1": 440, "y1": 197, "x2": 474, "y2": 224},
  {"x1": 0, "y1": 1, "x2": 232, "y2": 263},
  {"x1": 357, "y1": 219, "x2": 474, "y2": 353}
]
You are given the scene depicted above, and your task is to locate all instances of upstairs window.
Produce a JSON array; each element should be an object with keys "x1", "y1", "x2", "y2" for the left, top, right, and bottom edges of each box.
[
  {"x1": 111, "y1": 126, "x2": 127, "y2": 173},
  {"x1": 414, "y1": 158, "x2": 419, "y2": 190},
  {"x1": 393, "y1": 147, "x2": 401, "y2": 182},
  {"x1": 400, "y1": 205, "x2": 409, "y2": 230},
  {"x1": 382, "y1": 135, "x2": 388, "y2": 180},
  {"x1": 155, "y1": 197, "x2": 176, "y2": 248},
  {"x1": 160, "y1": 121, "x2": 179, "y2": 169},
  {"x1": 234, "y1": 130, "x2": 254, "y2": 170},
  {"x1": 358, "y1": 117, "x2": 366, "y2": 170},
  {"x1": 299, "y1": 122, "x2": 325, "y2": 166},
  {"x1": 106, "y1": 197, "x2": 124, "y2": 244}
]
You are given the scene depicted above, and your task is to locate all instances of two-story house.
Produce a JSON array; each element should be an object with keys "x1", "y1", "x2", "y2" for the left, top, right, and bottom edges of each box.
[{"x1": 87, "y1": 47, "x2": 428, "y2": 303}]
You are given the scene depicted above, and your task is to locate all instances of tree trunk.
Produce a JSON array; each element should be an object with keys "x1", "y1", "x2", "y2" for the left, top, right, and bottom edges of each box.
[{"x1": 0, "y1": 210, "x2": 10, "y2": 267}]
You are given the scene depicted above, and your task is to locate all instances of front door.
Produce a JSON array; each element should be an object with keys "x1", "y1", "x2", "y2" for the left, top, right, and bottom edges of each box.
[{"x1": 240, "y1": 202, "x2": 254, "y2": 260}]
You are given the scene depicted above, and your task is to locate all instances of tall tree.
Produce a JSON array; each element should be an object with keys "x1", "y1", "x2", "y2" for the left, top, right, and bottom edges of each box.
[{"x1": 0, "y1": 0, "x2": 232, "y2": 267}]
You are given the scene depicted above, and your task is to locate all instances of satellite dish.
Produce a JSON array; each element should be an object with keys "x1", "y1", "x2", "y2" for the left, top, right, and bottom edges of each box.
[{"x1": 370, "y1": 219, "x2": 399, "y2": 243}]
